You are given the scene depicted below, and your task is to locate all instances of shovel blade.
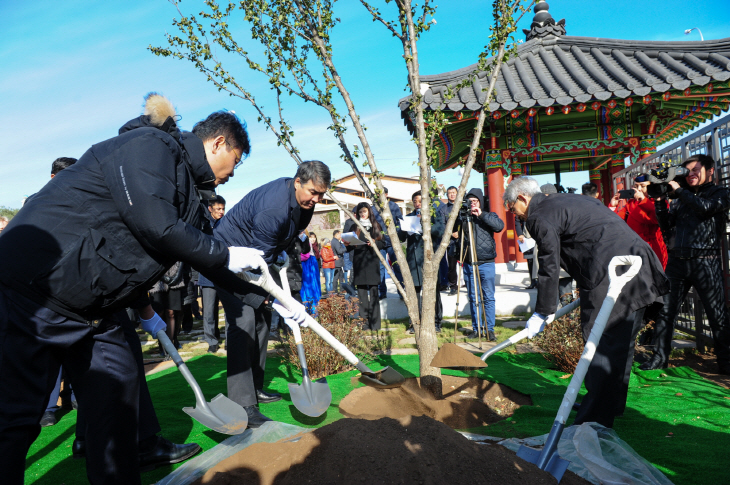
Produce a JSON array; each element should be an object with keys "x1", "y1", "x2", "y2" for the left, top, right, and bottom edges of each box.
[
  {"x1": 359, "y1": 366, "x2": 405, "y2": 389},
  {"x1": 516, "y1": 445, "x2": 570, "y2": 483},
  {"x1": 183, "y1": 393, "x2": 249, "y2": 435},
  {"x1": 289, "y1": 377, "x2": 332, "y2": 417}
]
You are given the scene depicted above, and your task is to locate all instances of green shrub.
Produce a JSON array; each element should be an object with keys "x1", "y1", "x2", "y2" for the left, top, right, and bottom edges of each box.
[
  {"x1": 284, "y1": 294, "x2": 373, "y2": 379},
  {"x1": 533, "y1": 308, "x2": 584, "y2": 374}
]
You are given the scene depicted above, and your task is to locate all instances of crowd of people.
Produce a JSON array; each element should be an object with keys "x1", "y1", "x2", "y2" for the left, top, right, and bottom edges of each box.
[{"x1": 1, "y1": 91, "x2": 728, "y2": 485}]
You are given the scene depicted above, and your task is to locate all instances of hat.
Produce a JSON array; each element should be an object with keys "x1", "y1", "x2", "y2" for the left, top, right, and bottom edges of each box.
[
  {"x1": 634, "y1": 174, "x2": 648, "y2": 183},
  {"x1": 540, "y1": 183, "x2": 558, "y2": 194}
]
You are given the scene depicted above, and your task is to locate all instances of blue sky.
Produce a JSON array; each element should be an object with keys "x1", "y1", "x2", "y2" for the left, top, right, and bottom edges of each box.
[{"x1": 1, "y1": 0, "x2": 728, "y2": 208}]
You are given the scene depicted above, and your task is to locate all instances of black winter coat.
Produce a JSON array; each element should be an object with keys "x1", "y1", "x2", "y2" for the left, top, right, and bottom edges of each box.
[
  {"x1": 397, "y1": 206, "x2": 445, "y2": 287},
  {"x1": 285, "y1": 235, "x2": 311, "y2": 292},
  {"x1": 655, "y1": 182, "x2": 730, "y2": 258},
  {"x1": 347, "y1": 223, "x2": 384, "y2": 286},
  {"x1": 0, "y1": 116, "x2": 230, "y2": 322},
  {"x1": 526, "y1": 193, "x2": 669, "y2": 319},
  {"x1": 454, "y1": 188, "x2": 504, "y2": 264},
  {"x1": 331, "y1": 237, "x2": 346, "y2": 268}
]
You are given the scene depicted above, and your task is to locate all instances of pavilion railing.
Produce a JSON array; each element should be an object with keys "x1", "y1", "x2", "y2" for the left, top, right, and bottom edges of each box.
[{"x1": 612, "y1": 113, "x2": 730, "y2": 351}]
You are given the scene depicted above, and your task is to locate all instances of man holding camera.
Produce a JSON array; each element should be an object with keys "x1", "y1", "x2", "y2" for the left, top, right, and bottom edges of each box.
[
  {"x1": 453, "y1": 188, "x2": 504, "y2": 341},
  {"x1": 641, "y1": 154, "x2": 730, "y2": 373}
]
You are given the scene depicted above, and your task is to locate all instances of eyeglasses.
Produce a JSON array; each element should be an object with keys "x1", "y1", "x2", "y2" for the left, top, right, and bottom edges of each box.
[{"x1": 226, "y1": 141, "x2": 243, "y2": 169}]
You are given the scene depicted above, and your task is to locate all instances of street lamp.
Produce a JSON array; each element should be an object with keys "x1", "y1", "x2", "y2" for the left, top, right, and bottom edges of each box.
[{"x1": 684, "y1": 27, "x2": 704, "y2": 41}]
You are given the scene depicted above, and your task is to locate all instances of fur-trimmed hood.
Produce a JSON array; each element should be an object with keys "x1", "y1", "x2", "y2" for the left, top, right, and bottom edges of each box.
[
  {"x1": 118, "y1": 92, "x2": 181, "y2": 141},
  {"x1": 118, "y1": 93, "x2": 215, "y2": 188}
]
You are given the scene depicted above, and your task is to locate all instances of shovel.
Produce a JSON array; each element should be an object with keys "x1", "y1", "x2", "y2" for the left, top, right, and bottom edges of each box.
[
  {"x1": 272, "y1": 256, "x2": 332, "y2": 417},
  {"x1": 156, "y1": 331, "x2": 248, "y2": 434},
  {"x1": 516, "y1": 255, "x2": 642, "y2": 482},
  {"x1": 430, "y1": 298, "x2": 581, "y2": 369},
  {"x1": 240, "y1": 265, "x2": 406, "y2": 390}
]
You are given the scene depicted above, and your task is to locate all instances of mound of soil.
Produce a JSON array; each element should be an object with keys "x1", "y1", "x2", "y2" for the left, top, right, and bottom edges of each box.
[
  {"x1": 339, "y1": 376, "x2": 531, "y2": 429},
  {"x1": 195, "y1": 415, "x2": 590, "y2": 485},
  {"x1": 430, "y1": 343, "x2": 487, "y2": 368}
]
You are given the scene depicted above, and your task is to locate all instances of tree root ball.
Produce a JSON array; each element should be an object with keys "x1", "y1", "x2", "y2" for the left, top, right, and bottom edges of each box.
[
  {"x1": 195, "y1": 415, "x2": 591, "y2": 485},
  {"x1": 340, "y1": 376, "x2": 531, "y2": 428}
]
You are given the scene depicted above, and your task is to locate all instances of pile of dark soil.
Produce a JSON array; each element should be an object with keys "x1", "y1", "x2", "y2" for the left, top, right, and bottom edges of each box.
[
  {"x1": 339, "y1": 376, "x2": 531, "y2": 428},
  {"x1": 195, "y1": 416, "x2": 590, "y2": 485}
]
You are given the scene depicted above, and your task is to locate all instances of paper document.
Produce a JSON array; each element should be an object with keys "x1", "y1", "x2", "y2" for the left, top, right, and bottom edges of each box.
[
  {"x1": 341, "y1": 232, "x2": 366, "y2": 246},
  {"x1": 518, "y1": 237, "x2": 536, "y2": 253},
  {"x1": 399, "y1": 216, "x2": 422, "y2": 235}
]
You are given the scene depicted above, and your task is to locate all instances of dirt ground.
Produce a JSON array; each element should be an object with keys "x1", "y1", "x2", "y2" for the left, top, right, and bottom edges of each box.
[
  {"x1": 339, "y1": 375, "x2": 531, "y2": 429},
  {"x1": 667, "y1": 351, "x2": 730, "y2": 389},
  {"x1": 195, "y1": 415, "x2": 591, "y2": 485}
]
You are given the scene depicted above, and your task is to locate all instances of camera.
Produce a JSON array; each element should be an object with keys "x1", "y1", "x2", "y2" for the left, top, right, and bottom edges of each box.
[
  {"x1": 458, "y1": 199, "x2": 471, "y2": 219},
  {"x1": 645, "y1": 162, "x2": 689, "y2": 198}
]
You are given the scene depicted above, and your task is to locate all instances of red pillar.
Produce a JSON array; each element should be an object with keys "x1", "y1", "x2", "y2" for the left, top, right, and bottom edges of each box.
[
  {"x1": 486, "y1": 167, "x2": 509, "y2": 264},
  {"x1": 509, "y1": 173, "x2": 526, "y2": 263},
  {"x1": 600, "y1": 169, "x2": 612, "y2": 207}
]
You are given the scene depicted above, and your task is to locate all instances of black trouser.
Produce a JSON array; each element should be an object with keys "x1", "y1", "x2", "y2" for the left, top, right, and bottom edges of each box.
[
  {"x1": 447, "y1": 253, "x2": 458, "y2": 289},
  {"x1": 357, "y1": 285, "x2": 381, "y2": 331},
  {"x1": 333, "y1": 267, "x2": 344, "y2": 293},
  {"x1": 0, "y1": 284, "x2": 140, "y2": 485},
  {"x1": 413, "y1": 285, "x2": 443, "y2": 327},
  {"x1": 574, "y1": 298, "x2": 645, "y2": 429},
  {"x1": 76, "y1": 313, "x2": 161, "y2": 443},
  {"x1": 218, "y1": 289, "x2": 271, "y2": 407},
  {"x1": 202, "y1": 287, "x2": 222, "y2": 347},
  {"x1": 652, "y1": 256, "x2": 730, "y2": 366}
]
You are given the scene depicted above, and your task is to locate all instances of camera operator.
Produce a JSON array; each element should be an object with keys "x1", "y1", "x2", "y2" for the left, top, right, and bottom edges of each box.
[
  {"x1": 641, "y1": 154, "x2": 730, "y2": 373},
  {"x1": 453, "y1": 189, "x2": 504, "y2": 341},
  {"x1": 609, "y1": 175, "x2": 668, "y2": 269}
]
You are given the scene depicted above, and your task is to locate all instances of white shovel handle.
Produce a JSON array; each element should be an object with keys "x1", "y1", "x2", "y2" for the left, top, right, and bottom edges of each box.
[
  {"x1": 555, "y1": 255, "x2": 642, "y2": 425},
  {"x1": 239, "y1": 265, "x2": 361, "y2": 367}
]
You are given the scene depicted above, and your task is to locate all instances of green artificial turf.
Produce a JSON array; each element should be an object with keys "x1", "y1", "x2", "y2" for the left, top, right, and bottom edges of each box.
[{"x1": 26, "y1": 353, "x2": 730, "y2": 485}]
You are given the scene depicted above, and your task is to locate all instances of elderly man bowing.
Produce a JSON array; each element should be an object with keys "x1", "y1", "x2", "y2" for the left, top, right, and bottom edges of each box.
[{"x1": 503, "y1": 177, "x2": 668, "y2": 428}]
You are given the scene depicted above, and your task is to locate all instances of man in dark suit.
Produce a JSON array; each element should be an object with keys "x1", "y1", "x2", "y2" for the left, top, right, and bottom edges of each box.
[
  {"x1": 504, "y1": 176, "x2": 668, "y2": 428},
  {"x1": 208, "y1": 161, "x2": 330, "y2": 427}
]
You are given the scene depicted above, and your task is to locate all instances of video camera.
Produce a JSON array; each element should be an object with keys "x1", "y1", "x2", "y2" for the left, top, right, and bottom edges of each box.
[
  {"x1": 645, "y1": 161, "x2": 689, "y2": 198},
  {"x1": 458, "y1": 199, "x2": 472, "y2": 219}
]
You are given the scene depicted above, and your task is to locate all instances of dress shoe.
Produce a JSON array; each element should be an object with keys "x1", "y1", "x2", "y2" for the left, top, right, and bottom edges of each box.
[
  {"x1": 207, "y1": 344, "x2": 219, "y2": 353},
  {"x1": 72, "y1": 438, "x2": 85, "y2": 459},
  {"x1": 467, "y1": 331, "x2": 480, "y2": 339},
  {"x1": 572, "y1": 402, "x2": 581, "y2": 411},
  {"x1": 245, "y1": 405, "x2": 273, "y2": 429},
  {"x1": 439, "y1": 285, "x2": 450, "y2": 293},
  {"x1": 40, "y1": 411, "x2": 57, "y2": 427},
  {"x1": 526, "y1": 279, "x2": 538, "y2": 289},
  {"x1": 139, "y1": 436, "x2": 201, "y2": 472},
  {"x1": 406, "y1": 327, "x2": 415, "y2": 335},
  {"x1": 72, "y1": 436, "x2": 200, "y2": 468},
  {"x1": 435, "y1": 325, "x2": 442, "y2": 334},
  {"x1": 639, "y1": 353, "x2": 668, "y2": 371},
  {"x1": 256, "y1": 389, "x2": 282, "y2": 404},
  {"x1": 448, "y1": 287, "x2": 457, "y2": 296},
  {"x1": 488, "y1": 330, "x2": 496, "y2": 342}
]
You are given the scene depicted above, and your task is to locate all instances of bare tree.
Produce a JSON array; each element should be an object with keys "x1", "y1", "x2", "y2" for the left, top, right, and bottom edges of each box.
[{"x1": 151, "y1": 0, "x2": 532, "y2": 397}]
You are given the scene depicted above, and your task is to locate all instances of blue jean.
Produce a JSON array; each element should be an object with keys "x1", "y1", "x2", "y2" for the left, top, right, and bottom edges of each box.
[
  {"x1": 323, "y1": 268, "x2": 335, "y2": 293},
  {"x1": 379, "y1": 246, "x2": 404, "y2": 297},
  {"x1": 463, "y1": 262, "x2": 496, "y2": 332}
]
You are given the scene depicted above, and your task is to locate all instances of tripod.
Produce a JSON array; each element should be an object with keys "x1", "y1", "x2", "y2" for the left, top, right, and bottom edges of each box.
[{"x1": 452, "y1": 210, "x2": 490, "y2": 350}]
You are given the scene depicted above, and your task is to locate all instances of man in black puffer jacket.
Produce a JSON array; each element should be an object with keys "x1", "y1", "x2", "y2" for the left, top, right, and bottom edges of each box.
[
  {"x1": 0, "y1": 94, "x2": 265, "y2": 485},
  {"x1": 641, "y1": 154, "x2": 730, "y2": 373},
  {"x1": 453, "y1": 188, "x2": 505, "y2": 341}
]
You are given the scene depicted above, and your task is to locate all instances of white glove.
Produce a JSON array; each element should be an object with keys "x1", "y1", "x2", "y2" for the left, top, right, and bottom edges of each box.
[
  {"x1": 140, "y1": 313, "x2": 166, "y2": 336},
  {"x1": 228, "y1": 247, "x2": 265, "y2": 274},
  {"x1": 272, "y1": 298, "x2": 309, "y2": 328},
  {"x1": 525, "y1": 312, "x2": 554, "y2": 338}
]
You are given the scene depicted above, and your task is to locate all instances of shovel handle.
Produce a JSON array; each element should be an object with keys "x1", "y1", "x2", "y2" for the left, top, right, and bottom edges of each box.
[
  {"x1": 479, "y1": 298, "x2": 581, "y2": 362},
  {"x1": 239, "y1": 266, "x2": 362, "y2": 368},
  {"x1": 555, "y1": 255, "x2": 642, "y2": 425},
  {"x1": 156, "y1": 330, "x2": 212, "y2": 412}
]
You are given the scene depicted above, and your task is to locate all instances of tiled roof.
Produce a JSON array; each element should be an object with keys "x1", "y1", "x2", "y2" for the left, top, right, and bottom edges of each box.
[{"x1": 399, "y1": 3, "x2": 730, "y2": 118}]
